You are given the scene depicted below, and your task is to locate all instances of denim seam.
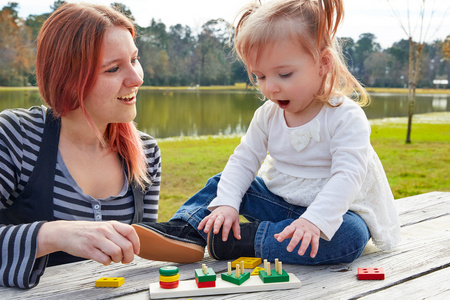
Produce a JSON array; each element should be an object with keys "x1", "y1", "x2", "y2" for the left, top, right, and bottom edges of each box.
[
  {"x1": 255, "y1": 221, "x2": 269, "y2": 258},
  {"x1": 173, "y1": 198, "x2": 211, "y2": 221}
]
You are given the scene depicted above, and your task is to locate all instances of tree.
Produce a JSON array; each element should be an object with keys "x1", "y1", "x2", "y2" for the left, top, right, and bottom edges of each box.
[
  {"x1": 387, "y1": 39, "x2": 410, "y2": 87},
  {"x1": 443, "y1": 35, "x2": 450, "y2": 59},
  {"x1": 111, "y1": 2, "x2": 134, "y2": 21},
  {"x1": 353, "y1": 33, "x2": 381, "y2": 83},
  {"x1": 195, "y1": 19, "x2": 232, "y2": 86},
  {"x1": 167, "y1": 24, "x2": 195, "y2": 86},
  {"x1": 339, "y1": 37, "x2": 355, "y2": 72},
  {"x1": 386, "y1": 0, "x2": 449, "y2": 143},
  {"x1": 135, "y1": 18, "x2": 172, "y2": 85},
  {"x1": 0, "y1": 3, "x2": 34, "y2": 86},
  {"x1": 364, "y1": 51, "x2": 390, "y2": 87}
]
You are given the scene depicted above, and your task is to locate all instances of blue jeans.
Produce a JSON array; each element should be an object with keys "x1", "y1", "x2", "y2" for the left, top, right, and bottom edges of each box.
[{"x1": 171, "y1": 174, "x2": 370, "y2": 265}]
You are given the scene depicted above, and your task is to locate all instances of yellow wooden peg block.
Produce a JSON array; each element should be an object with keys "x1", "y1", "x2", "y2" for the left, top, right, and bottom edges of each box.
[
  {"x1": 159, "y1": 273, "x2": 180, "y2": 283},
  {"x1": 251, "y1": 267, "x2": 265, "y2": 276},
  {"x1": 95, "y1": 277, "x2": 125, "y2": 287},
  {"x1": 231, "y1": 257, "x2": 262, "y2": 269}
]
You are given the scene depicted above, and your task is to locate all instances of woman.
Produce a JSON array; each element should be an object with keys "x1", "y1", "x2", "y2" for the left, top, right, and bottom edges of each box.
[{"x1": 0, "y1": 3, "x2": 161, "y2": 289}]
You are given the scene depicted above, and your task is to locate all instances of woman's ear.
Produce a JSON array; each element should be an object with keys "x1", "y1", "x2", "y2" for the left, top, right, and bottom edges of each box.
[{"x1": 319, "y1": 49, "x2": 333, "y2": 77}]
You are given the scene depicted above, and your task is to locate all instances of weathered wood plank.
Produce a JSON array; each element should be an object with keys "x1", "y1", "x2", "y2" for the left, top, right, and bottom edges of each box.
[
  {"x1": 359, "y1": 266, "x2": 450, "y2": 300},
  {"x1": 395, "y1": 192, "x2": 449, "y2": 226},
  {"x1": 289, "y1": 215, "x2": 450, "y2": 300},
  {"x1": 1, "y1": 192, "x2": 449, "y2": 300}
]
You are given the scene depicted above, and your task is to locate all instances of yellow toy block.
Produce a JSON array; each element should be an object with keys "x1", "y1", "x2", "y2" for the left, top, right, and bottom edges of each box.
[
  {"x1": 159, "y1": 273, "x2": 180, "y2": 283},
  {"x1": 95, "y1": 277, "x2": 125, "y2": 287},
  {"x1": 231, "y1": 257, "x2": 262, "y2": 269},
  {"x1": 251, "y1": 267, "x2": 265, "y2": 276}
]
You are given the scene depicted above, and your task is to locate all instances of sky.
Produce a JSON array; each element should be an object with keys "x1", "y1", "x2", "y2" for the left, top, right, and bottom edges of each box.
[{"x1": 1, "y1": 0, "x2": 449, "y2": 49}]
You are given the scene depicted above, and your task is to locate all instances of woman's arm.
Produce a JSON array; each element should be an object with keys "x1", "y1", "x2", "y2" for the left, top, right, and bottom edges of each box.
[{"x1": 36, "y1": 220, "x2": 140, "y2": 265}]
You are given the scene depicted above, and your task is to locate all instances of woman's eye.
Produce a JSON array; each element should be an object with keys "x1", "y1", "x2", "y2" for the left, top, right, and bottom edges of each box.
[
  {"x1": 131, "y1": 56, "x2": 141, "y2": 64},
  {"x1": 106, "y1": 66, "x2": 119, "y2": 73},
  {"x1": 280, "y1": 72, "x2": 292, "y2": 78}
]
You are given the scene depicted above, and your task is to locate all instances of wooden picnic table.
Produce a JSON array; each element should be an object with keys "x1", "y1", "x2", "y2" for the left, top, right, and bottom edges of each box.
[{"x1": 2, "y1": 191, "x2": 449, "y2": 299}]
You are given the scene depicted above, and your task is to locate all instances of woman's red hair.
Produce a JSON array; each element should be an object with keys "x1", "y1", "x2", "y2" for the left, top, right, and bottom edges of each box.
[{"x1": 36, "y1": 3, "x2": 149, "y2": 189}]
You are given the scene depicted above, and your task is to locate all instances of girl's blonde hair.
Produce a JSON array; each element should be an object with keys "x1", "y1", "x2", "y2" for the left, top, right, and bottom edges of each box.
[{"x1": 233, "y1": 0, "x2": 369, "y2": 106}]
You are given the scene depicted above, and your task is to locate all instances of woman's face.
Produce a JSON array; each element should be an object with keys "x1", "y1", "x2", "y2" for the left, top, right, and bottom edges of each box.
[{"x1": 83, "y1": 26, "x2": 144, "y2": 130}]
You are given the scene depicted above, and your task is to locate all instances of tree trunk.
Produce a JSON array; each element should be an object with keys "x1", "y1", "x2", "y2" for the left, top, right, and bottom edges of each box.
[
  {"x1": 406, "y1": 38, "x2": 415, "y2": 144},
  {"x1": 406, "y1": 38, "x2": 424, "y2": 144}
]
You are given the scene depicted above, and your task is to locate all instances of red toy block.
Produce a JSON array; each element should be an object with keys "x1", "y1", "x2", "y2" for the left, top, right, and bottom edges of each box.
[
  {"x1": 195, "y1": 277, "x2": 216, "y2": 288},
  {"x1": 358, "y1": 267, "x2": 385, "y2": 280}
]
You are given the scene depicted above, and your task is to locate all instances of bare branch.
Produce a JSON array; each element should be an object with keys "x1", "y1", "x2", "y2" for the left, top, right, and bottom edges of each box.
[
  {"x1": 386, "y1": 0, "x2": 410, "y2": 37},
  {"x1": 427, "y1": 4, "x2": 449, "y2": 42}
]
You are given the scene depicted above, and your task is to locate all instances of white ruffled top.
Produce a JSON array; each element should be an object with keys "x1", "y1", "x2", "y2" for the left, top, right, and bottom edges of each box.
[{"x1": 209, "y1": 97, "x2": 401, "y2": 251}]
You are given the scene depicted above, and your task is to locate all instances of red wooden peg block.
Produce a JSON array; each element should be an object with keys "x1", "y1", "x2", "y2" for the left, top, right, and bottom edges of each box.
[
  {"x1": 195, "y1": 277, "x2": 216, "y2": 288},
  {"x1": 358, "y1": 267, "x2": 385, "y2": 280}
]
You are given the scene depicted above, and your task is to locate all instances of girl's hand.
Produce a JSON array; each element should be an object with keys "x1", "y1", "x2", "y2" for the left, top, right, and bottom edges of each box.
[
  {"x1": 36, "y1": 220, "x2": 140, "y2": 265},
  {"x1": 274, "y1": 217, "x2": 320, "y2": 258},
  {"x1": 198, "y1": 206, "x2": 240, "y2": 241}
]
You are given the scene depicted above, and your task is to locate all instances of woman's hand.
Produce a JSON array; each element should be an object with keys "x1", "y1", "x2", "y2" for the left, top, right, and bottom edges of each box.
[
  {"x1": 198, "y1": 205, "x2": 240, "y2": 241},
  {"x1": 36, "y1": 220, "x2": 140, "y2": 265},
  {"x1": 274, "y1": 217, "x2": 320, "y2": 258}
]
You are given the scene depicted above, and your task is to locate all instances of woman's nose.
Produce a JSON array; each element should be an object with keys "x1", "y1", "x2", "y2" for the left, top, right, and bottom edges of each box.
[{"x1": 126, "y1": 63, "x2": 144, "y2": 87}]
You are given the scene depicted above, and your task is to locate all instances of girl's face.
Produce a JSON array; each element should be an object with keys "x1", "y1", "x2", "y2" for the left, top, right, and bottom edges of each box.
[
  {"x1": 249, "y1": 39, "x2": 327, "y2": 125},
  {"x1": 83, "y1": 26, "x2": 144, "y2": 130}
]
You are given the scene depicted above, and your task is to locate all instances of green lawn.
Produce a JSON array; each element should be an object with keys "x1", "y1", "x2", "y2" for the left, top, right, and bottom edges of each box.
[
  {"x1": 371, "y1": 122, "x2": 450, "y2": 199},
  {"x1": 157, "y1": 117, "x2": 449, "y2": 221}
]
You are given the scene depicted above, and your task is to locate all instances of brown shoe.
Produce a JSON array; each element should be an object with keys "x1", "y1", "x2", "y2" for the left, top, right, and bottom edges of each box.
[{"x1": 132, "y1": 220, "x2": 205, "y2": 263}]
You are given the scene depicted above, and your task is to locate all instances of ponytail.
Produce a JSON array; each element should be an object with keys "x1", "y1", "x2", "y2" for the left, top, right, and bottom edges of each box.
[{"x1": 317, "y1": 0, "x2": 344, "y2": 44}]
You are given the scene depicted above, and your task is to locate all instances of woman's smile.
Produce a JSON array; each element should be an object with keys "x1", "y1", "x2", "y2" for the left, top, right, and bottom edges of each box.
[{"x1": 117, "y1": 91, "x2": 137, "y2": 104}]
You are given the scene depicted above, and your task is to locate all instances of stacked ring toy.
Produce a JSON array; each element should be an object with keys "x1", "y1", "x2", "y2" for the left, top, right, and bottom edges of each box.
[{"x1": 159, "y1": 266, "x2": 179, "y2": 289}]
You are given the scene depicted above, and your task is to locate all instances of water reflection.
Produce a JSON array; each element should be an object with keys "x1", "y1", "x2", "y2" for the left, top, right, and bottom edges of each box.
[
  {"x1": 0, "y1": 89, "x2": 448, "y2": 138},
  {"x1": 136, "y1": 90, "x2": 262, "y2": 138},
  {"x1": 364, "y1": 93, "x2": 449, "y2": 119}
]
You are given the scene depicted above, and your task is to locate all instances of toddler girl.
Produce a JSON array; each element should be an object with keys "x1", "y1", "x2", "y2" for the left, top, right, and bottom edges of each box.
[{"x1": 133, "y1": 0, "x2": 401, "y2": 265}]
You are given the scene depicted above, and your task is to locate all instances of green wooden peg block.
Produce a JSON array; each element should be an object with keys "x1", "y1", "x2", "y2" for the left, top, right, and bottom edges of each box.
[
  {"x1": 258, "y1": 269, "x2": 289, "y2": 283},
  {"x1": 194, "y1": 267, "x2": 216, "y2": 283},
  {"x1": 221, "y1": 272, "x2": 251, "y2": 285}
]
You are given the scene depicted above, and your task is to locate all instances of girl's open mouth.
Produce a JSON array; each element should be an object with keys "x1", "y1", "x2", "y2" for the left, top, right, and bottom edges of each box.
[{"x1": 277, "y1": 100, "x2": 290, "y2": 108}]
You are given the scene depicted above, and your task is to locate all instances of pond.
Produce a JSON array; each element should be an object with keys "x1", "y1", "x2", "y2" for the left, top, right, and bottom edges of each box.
[{"x1": 0, "y1": 89, "x2": 448, "y2": 138}]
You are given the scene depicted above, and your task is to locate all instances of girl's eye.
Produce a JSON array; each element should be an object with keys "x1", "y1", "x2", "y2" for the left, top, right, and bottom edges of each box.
[
  {"x1": 280, "y1": 72, "x2": 292, "y2": 78},
  {"x1": 252, "y1": 73, "x2": 265, "y2": 81}
]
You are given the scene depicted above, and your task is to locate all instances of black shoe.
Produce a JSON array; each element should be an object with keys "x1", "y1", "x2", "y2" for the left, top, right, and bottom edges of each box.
[
  {"x1": 207, "y1": 221, "x2": 260, "y2": 260},
  {"x1": 132, "y1": 220, "x2": 206, "y2": 263}
]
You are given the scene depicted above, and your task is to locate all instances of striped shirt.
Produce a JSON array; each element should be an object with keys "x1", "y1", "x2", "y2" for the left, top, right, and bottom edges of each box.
[{"x1": 0, "y1": 106, "x2": 161, "y2": 288}]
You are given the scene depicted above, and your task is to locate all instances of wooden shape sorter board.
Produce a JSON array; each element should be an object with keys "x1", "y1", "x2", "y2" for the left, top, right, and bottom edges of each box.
[{"x1": 149, "y1": 273, "x2": 301, "y2": 299}]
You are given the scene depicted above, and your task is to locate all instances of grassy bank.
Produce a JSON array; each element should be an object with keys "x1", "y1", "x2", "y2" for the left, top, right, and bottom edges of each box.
[{"x1": 157, "y1": 113, "x2": 450, "y2": 221}]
